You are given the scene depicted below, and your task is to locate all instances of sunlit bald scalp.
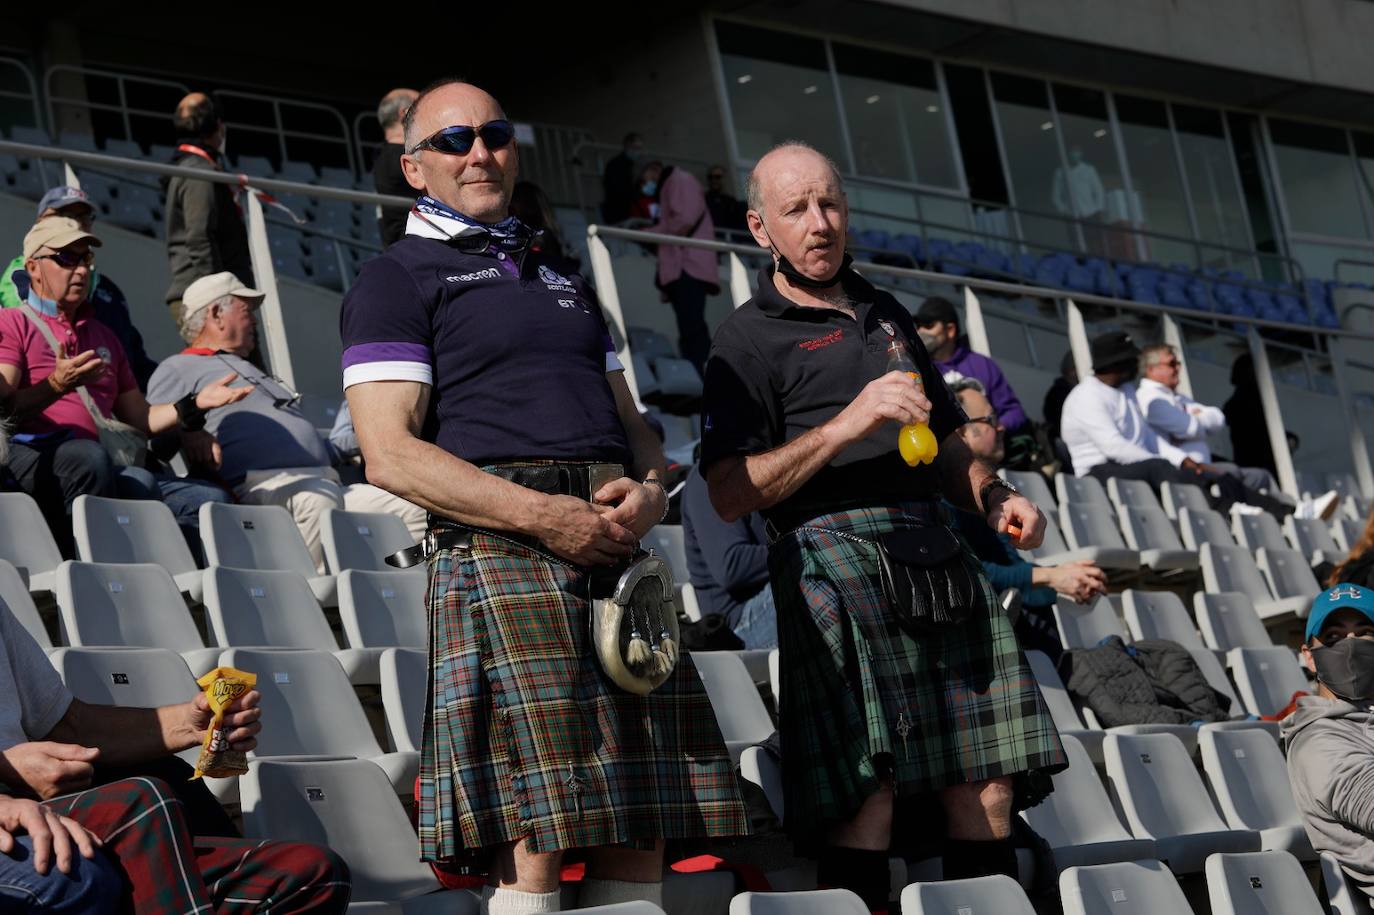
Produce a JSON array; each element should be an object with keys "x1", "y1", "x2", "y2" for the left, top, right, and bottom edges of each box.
[
  {"x1": 402, "y1": 78, "x2": 505, "y2": 153},
  {"x1": 747, "y1": 141, "x2": 845, "y2": 213}
]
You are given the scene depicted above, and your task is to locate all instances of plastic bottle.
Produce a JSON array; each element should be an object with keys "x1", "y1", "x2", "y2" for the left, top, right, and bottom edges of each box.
[{"x1": 885, "y1": 340, "x2": 938, "y2": 466}]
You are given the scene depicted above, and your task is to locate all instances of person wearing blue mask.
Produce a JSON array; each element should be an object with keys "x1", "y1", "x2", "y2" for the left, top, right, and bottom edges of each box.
[{"x1": 1283, "y1": 583, "x2": 1374, "y2": 905}]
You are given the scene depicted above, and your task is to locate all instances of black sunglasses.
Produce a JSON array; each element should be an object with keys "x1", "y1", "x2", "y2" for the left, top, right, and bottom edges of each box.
[
  {"x1": 408, "y1": 120, "x2": 515, "y2": 156},
  {"x1": 41, "y1": 249, "x2": 94, "y2": 268}
]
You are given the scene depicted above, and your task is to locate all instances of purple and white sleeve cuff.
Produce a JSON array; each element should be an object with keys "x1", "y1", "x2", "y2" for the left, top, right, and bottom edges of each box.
[{"x1": 342, "y1": 342, "x2": 434, "y2": 389}]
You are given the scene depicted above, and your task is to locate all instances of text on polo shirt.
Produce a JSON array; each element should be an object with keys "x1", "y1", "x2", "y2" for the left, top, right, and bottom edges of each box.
[{"x1": 799, "y1": 329, "x2": 844, "y2": 351}]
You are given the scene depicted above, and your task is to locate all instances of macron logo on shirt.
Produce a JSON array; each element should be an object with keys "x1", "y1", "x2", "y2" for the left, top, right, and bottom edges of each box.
[{"x1": 445, "y1": 267, "x2": 502, "y2": 283}]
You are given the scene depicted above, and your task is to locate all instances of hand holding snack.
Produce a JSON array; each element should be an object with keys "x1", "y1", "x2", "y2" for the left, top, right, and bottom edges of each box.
[{"x1": 190, "y1": 668, "x2": 258, "y2": 779}]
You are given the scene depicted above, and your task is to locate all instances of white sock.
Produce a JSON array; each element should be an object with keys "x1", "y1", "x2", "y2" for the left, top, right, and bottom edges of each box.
[
  {"x1": 577, "y1": 878, "x2": 663, "y2": 907},
  {"x1": 484, "y1": 886, "x2": 560, "y2": 915}
]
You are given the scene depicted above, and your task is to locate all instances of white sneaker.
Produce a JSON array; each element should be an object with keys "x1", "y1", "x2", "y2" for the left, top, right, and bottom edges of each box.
[
  {"x1": 1230, "y1": 503, "x2": 1265, "y2": 517},
  {"x1": 1295, "y1": 490, "x2": 1340, "y2": 521}
]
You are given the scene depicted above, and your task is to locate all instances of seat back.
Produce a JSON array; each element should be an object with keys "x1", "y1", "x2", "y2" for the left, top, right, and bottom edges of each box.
[
  {"x1": 1059, "y1": 860, "x2": 1191, "y2": 915},
  {"x1": 51, "y1": 647, "x2": 196, "y2": 706},
  {"x1": 1194, "y1": 592, "x2": 1272, "y2": 651},
  {"x1": 1201, "y1": 545, "x2": 1273, "y2": 602},
  {"x1": 1054, "y1": 595, "x2": 1126, "y2": 649},
  {"x1": 1024, "y1": 649, "x2": 1086, "y2": 730},
  {"x1": 200, "y1": 502, "x2": 317, "y2": 577},
  {"x1": 203, "y1": 567, "x2": 337, "y2": 649},
  {"x1": 55, "y1": 561, "x2": 203, "y2": 653},
  {"x1": 240, "y1": 758, "x2": 439, "y2": 903},
  {"x1": 1256, "y1": 548, "x2": 1320, "y2": 600},
  {"x1": 320, "y1": 509, "x2": 416, "y2": 573},
  {"x1": 1161, "y1": 481, "x2": 1210, "y2": 519},
  {"x1": 1104, "y1": 732, "x2": 1231, "y2": 839},
  {"x1": 1180, "y1": 508, "x2": 1237, "y2": 550},
  {"x1": 1004, "y1": 470, "x2": 1056, "y2": 512},
  {"x1": 1107, "y1": 477, "x2": 1160, "y2": 512},
  {"x1": 1028, "y1": 512, "x2": 1073, "y2": 560},
  {"x1": 1322, "y1": 852, "x2": 1374, "y2": 915},
  {"x1": 739, "y1": 745, "x2": 785, "y2": 823},
  {"x1": 1119, "y1": 504, "x2": 1187, "y2": 552},
  {"x1": 1205, "y1": 851, "x2": 1323, "y2": 915},
  {"x1": 1285, "y1": 516, "x2": 1341, "y2": 558},
  {"x1": 380, "y1": 647, "x2": 426, "y2": 753},
  {"x1": 73, "y1": 495, "x2": 197, "y2": 575},
  {"x1": 1332, "y1": 518, "x2": 1365, "y2": 554},
  {"x1": 0, "y1": 493, "x2": 63, "y2": 585},
  {"x1": 337, "y1": 569, "x2": 426, "y2": 648},
  {"x1": 1061, "y1": 503, "x2": 1129, "y2": 551},
  {"x1": 1057, "y1": 474, "x2": 1111, "y2": 507},
  {"x1": 728, "y1": 889, "x2": 870, "y2": 914},
  {"x1": 0, "y1": 559, "x2": 51, "y2": 649},
  {"x1": 1227, "y1": 647, "x2": 1310, "y2": 718},
  {"x1": 1233, "y1": 513, "x2": 1289, "y2": 552},
  {"x1": 1188, "y1": 649, "x2": 1245, "y2": 718},
  {"x1": 641, "y1": 525, "x2": 690, "y2": 585},
  {"x1": 689, "y1": 651, "x2": 774, "y2": 744},
  {"x1": 1122, "y1": 590, "x2": 1202, "y2": 649},
  {"x1": 1024, "y1": 734, "x2": 1137, "y2": 847},
  {"x1": 1198, "y1": 728, "x2": 1303, "y2": 833},
  {"x1": 901, "y1": 874, "x2": 1036, "y2": 915}
]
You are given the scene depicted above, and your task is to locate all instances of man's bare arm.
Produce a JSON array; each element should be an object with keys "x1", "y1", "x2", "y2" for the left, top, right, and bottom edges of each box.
[
  {"x1": 608, "y1": 372, "x2": 666, "y2": 484},
  {"x1": 937, "y1": 427, "x2": 1046, "y2": 548}
]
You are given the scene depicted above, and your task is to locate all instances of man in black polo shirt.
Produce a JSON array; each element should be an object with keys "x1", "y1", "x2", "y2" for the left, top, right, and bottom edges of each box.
[
  {"x1": 339, "y1": 78, "x2": 745, "y2": 915},
  {"x1": 702, "y1": 142, "x2": 1065, "y2": 910}
]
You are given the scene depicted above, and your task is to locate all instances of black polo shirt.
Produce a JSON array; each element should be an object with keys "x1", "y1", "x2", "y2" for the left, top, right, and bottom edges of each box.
[{"x1": 700, "y1": 266, "x2": 967, "y2": 522}]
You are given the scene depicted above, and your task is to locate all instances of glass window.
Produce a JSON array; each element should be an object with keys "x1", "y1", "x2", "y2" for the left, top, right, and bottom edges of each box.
[
  {"x1": 989, "y1": 72, "x2": 1074, "y2": 254},
  {"x1": 714, "y1": 22, "x2": 848, "y2": 168},
  {"x1": 1349, "y1": 131, "x2": 1374, "y2": 242},
  {"x1": 1051, "y1": 84, "x2": 1134, "y2": 259},
  {"x1": 1268, "y1": 118, "x2": 1367, "y2": 239},
  {"x1": 1172, "y1": 105, "x2": 1253, "y2": 270},
  {"x1": 830, "y1": 44, "x2": 959, "y2": 189},
  {"x1": 1114, "y1": 95, "x2": 1195, "y2": 267}
]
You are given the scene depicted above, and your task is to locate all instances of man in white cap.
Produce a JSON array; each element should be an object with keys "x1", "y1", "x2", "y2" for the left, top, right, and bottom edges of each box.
[
  {"x1": 147, "y1": 272, "x2": 425, "y2": 568},
  {"x1": 0, "y1": 219, "x2": 248, "y2": 555}
]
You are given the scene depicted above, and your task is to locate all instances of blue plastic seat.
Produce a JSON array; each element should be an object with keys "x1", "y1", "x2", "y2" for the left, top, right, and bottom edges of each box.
[
  {"x1": 1064, "y1": 265, "x2": 1096, "y2": 293},
  {"x1": 1159, "y1": 283, "x2": 1190, "y2": 309},
  {"x1": 1187, "y1": 279, "x2": 1215, "y2": 312},
  {"x1": 892, "y1": 233, "x2": 925, "y2": 266},
  {"x1": 1014, "y1": 253, "x2": 1039, "y2": 279},
  {"x1": 1035, "y1": 258, "x2": 1069, "y2": 288}
]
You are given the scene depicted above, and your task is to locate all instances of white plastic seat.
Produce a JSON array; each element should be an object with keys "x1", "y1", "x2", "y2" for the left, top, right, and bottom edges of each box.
[
  {"x1": 1057, "y1": 473, "x2": 1112, "y2": 508},
  {"x1": 1201, "y1": 544, "x2": 1308, "y2": 621},
  {"x1": 1199, "y1": 728, "x2": 1314, "y2": 859},
  {"x1": 768, "y1": 648, "x2": 780, "y2": 710},
  {"x1": 1321, "y1": 852, "x2": 1374, "y2": 915},
  {"x1": 73, "y1": 495, "x2": 203, "y2": 599},
  {"x1": 1256, "y1": 547, "x2": 1320, "y2": 602},
  {"x1": 1232, "y1": 513, "x2": 1289, "y2": 553},
  {"x1": 380, "y1": 647, "x2": 426, "y2": 753},
  {"x1": 1106, "y1": 477, "x2": 1161, "y2": 513},
  {"x1": 320, "y1": 509, "x2": 417, "y2": 574},
  {"x1": 338, "y1": 569, "x2": 426, "y2": 649},
  {"x1": 1332, "y1": 518, "x2": 1366, "y2": 555},
  {"x1": 1003, "y1": 470, "x2": 1056, "y2": 511},
  {"x1": 688, "y1": 651, "x2": 774, "y2": 762},
  {"x1": 1189, "y1": 649, "x2": 1248, "y2": 720},
  {"x1": 1179, "y1": 507, "x2": 1238, "y2": 550},
  {"x1": 219, "y1": 648, "x2": 418, "y2": 793},
  {"x1": 1025, "y1": 512, "x2": 1138, "y2": 572},
  {"x1": 1284, "y1": 516, "x2": 1346, "y2": 567},
  {"x1": 1161, "y1": 480, "x2": 1211, "y2": 520},
  {"x1": 739, "y1": 745, "x2": 785, "y2": 822},
  {"x1": 203, "y1": 567, "x2": 378, "y2": 684},
  {"x1": 1053, "y1": 594, "x2": 1127, "y2": 649},
  {"x1": 651, "y1": 356, "x2": 703, "y2": 398},
  {"x1": 1205, "y1": 851, "x2": 1323, "y2": 915},
  {"x1": 1022, "y1": 734, "x2": 1156, "y2": 871},
  {"x1": 566, "y1": 904, "x2": 666, "y2": 914},
  {"x1": 729, "y1": 889, "x2": 869, "y2": 914},
  {"x1": 1121, "y1": 590, "x2": 1203, "y2": 648},
  {"x1": 241, "y1": 757, "x2": 476, "y2": 913},
  {"x1": 0, "y1": 558, "x2": 52, "y2": 649},
  {"x1": 0, "y1": 492, "x2": 64, "y2": 592},
  {"x1": 1059, "y1": 859, "x2": 1191, "y2": 915},
  {"x1": 55, "y1": 561, "x2": 219, "y2": 675},
  {"x1": 1058, "y1": 503, "x2": 1143, "y2": 574},
  {"x1": 1194, "y1": 592, "x2": 1273, "y2": 651},
  {"x1": 1103, "y1": 732, "x2": 1261, "y2": 873},
  {"x1": 641, "y1": 525, "x2": 690, "y2": 587},
  {"x1": 1227, "y1": 647, "x2": 1310, "y2": 718},
  {"x1": 900, "y1": 874, "x2": 1035, "y2": 914},
  {"x1": 200, "y1": 502, "x2": 337, "y2": 606},
  {"x1": 1116, "y1": 503, "x2": 1200, "y2": 574},
  {"x1": 679, "y1": 581, "x2": 703, "y2": 622},
  {"x1": 1025, "y1": 649, "x2": 1105, "y2": 762}
]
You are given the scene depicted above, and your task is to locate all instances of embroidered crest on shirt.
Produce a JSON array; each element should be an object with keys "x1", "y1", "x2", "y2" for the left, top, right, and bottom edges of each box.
[
  {"x1": 539, "y1": 265, "x2": 576, "y2": 292},
  {"x1": 878, "y1": 319, "x2": 896, "y2": 337}
]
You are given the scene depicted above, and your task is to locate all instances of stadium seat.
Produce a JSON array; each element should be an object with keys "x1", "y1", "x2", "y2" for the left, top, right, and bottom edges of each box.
[
  {"x1": 1205, "y1": 851, "x2": 1323, "y2": 915},
  {"x1": 1179, "y1": 507, "x2": 1238, "y2": 551},
  {"x1": 1121, "y1": 590, "x2": 1203, "y2": 649},
  {"x1": 768, "y1": 648, "x2": 780, "y2": 709},
  {"x1": 1332, "y1": 517, "x2": 1366, "y2": 555},
  {"x1": 0, "y1": 559, "x2": 52, "y2": 649},
  {"x1": 900, "y1": 874, "x2": 1035, "y2": 915},
  {"x1": 338, "y1": 569, "x2": 426, "y2": 650},
  {"x1": 689, "y1": 650, "x2": 774, "y2": 762},
  {"x1": 1115, "y1": 503, "x2": 1200, "y2": 574},
  {"x1": 1201, "y1": 544, "x2": 1308, "y2": 621},
  {"x1": 1187, "y1": 648, "x2": 1250, "y2": 722},
  {"x1": 1059, "y1": 860, "x2": 1191, "y2": 915},
  {"x1": 1053, "y1": 595, "x2": 1127, "y2": 649},
  {"x1": 219, "y1": 648, "x2": 417, "y2": 793},
  {"x1": 1049, "y1": 506, "x2": 1142, "y2": 574},
  {"x1": 1160, "y1": 481, "x2": 1210, "y2": 520},
  {"x1": 320, "y1": 508, "x2": 417, "y2": 573},
  {"x1": 55, "y1": 561, "x2": 219, "y2": 676},
  {"x1": 1232, "y1": 513, "x2": 1289, "y2": 553},
  {"x1": 1226, "y1": 647, "x2": 1310, "y2": 717},
  {"x1": 1056, "y1": 474, "x2": 1111, "y2": 508},
  {"x1": 627, "y1": 326, "x2": 677, "y2": 363},
  {"x1": 1284, "y1": 516, "x2": 1346, "y2": 566},
  {"x1": 1104, "y1": 732, "x2": 1261, "y2": 873},
  {"x1": 203, "y1": 567, "x2": 379, "y2": 684},
  {"x1": 729, "y1": 889, "x2": 869, "y2": 914},
  {"x1": 200, "y1": 502, "x2": 337, "y2": 606},
  {"x1": 1198, "y1": 728, "x2": 1315, "y2": 859},
  {"x1": 1256, "y1": 547, "x2": 1321, "y2": 602},
  {"x1": 1021, "y1": 734, "x2": 1156, "y2": 871},
  {"x1": 652, "y1": 357, "x2": 704, "y2": 401},
  {"x1": 379, "y1": 647, "x2": 425, "y2": 753},
  {"x1": 739, "y1": 745, "x2": 785, "y2": 822},
  {"x1": 1321, "y1": 852, "x2": 1374, "y2": 915},
  {"x1": 0, "y1": 492, "x2": 64, "y2": 593},
  {"x1": 73, "y1": 495, "x2": 204, "y2": 600},
  {"x1": 641, "y1": 525, "x2": 691, "y2": 588},
  {"x1": 1194, "y1": 592, "x2": 1273, "y2": 651},
  {"x1": 566, "y1": 905, "x2": 666, "y2": 914},
  {"x1": 1003, "y1": 470, "x2": 1056, "y2": 511},
  {"x1": 241, "y1": 757, "x2": 478, "y2": 913},
  {"x1": 679, "y1": 581, "x2": 702, "y2": 622},
  {"x1": 1105, "y1": 478, "x2": 1160, "y2": 514}
]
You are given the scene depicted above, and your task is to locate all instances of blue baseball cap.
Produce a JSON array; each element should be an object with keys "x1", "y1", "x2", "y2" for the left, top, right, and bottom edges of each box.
[
  {"x1": 36, "y1": 186, "x2": 92, "y2": 219},
  {"x1": 1306, "y1": 583, "x2": 1374, "y2": 641}
]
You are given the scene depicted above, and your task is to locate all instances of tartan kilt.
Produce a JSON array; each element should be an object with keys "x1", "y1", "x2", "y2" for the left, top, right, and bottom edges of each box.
[
  {"x1": 768, "y1": 503, "x2": 1066, "y2": 839},
  {"x1": 418, "y1": 530, "x2": 748, "y2": 860}
]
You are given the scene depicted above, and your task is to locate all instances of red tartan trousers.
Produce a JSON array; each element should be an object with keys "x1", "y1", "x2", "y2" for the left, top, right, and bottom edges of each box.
[{"x1": 43, "y1": 777, "x2": 350, "y2": 914}]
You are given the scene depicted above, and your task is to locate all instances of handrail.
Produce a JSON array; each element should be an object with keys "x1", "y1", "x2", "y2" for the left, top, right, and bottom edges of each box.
[
  {"x1": 44, "y1": 65, "x2": 190, "y2": 146},
  {"x1": 216, "y1": 89, "x2": 356, "y2": 175},
  {"x1": 0, "y1": 57, "x2": 42, "y2": 130},
  {"x1": 1333, "y1": 257, "x2": 1374, "y2": 286}
]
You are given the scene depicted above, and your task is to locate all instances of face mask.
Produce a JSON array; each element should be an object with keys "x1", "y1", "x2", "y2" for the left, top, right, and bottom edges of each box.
[
  {"x1": 917, "y1": 329, "x2": 943, "y2": 354},
  {"x1": 761, "y1": 222, "x2": 851, "y2": 290},
  {"x1": 1311, "y1": 637, "x2": 1374, "y2": 704},
  {"x1": 640, "y1": 181, "x2": 657, "y2": 197}
]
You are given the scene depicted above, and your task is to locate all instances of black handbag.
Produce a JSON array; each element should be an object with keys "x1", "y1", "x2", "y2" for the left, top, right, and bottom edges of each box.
[{"x1": 874, "y1": 526, "x2": 985, "y2": 635}]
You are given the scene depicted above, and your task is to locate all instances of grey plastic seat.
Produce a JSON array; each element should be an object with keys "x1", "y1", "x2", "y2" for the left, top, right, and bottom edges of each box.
[
  {"x1": 739, "y1": 745, "x2": 785, "y2": 823},
  {"x1": 1122, "y1": 590, "x2": 1204, "y2": 649},
  {"x1": 1205, "y1": 851, "x2": 1323, "y2": 915},
  {"x1": 1189, "y1": 649, "x2": 1248, "y2": 720},
  {"x1": 1058, "y1": 503, "x2": 1143, "y2": 573},
  {"x1": 1003, "y1": 470, "x2": 1056, "y2": 511},
  {"x1": 641, "y1": 525, "x2": 690, "y2": 587},
  {"x1": 1199, "y1": 728, "x2": 1314, "y2": 859},
  {"x1": 1059, "y1": 860, "x2": 1192, "y2": 915},
  {"x1": 320, "y1": 509, "x2": 417, "y2": 574},
  {"x1": 1332, "y1": 518, "x2": 1366, "y2": 555},
  {"x1": 1232, "y1": 513, "x2": 1290, "y2": 553},
  {"x1": 200, "y1": 502, "x2": 337, "y2": 606},
  {"x1": 1025, "y1": 649, "x2": 1105, "y2": 762},
  {"x1": 74, "y1": 495, "x2": 204, "y2": 599},
  {"x1": 1056, "y1": 473, "x2": 1112, "y2": 508},
  {"x1": 689, "y1": 651, "x2": 774, "y2": 762},
  {"x1": 1180, "y1": 507, "x2": 1238, "y2": 550},
  {"x1": 1227, "y1": 647, "x2": 1310, "y2": 718},
  {"x1": 566, "y1": 904, "x2": 666, "y2": 914},
  {"x1": 0, "y1": 558, "x2": 52, "y2": 649},
  {"x1": 729, "y1": 889, "x2": 869, "y2": 914},
  {"x1": 1116, "y1": 503, "x2": 1200, "y2": 574},
  {"x1": 1103, "y1": 732, "x2": 1261, "y2": 873},
  {"x1": 1161, "y1": 480, "x2": 1211, "y2": 520},
  {"x1": 1106, "y1": 477, "x2": 1162, "y2": 513},
  {"x1": 203, "y1": 567, "x2": 378, "y2": 684},
  {"x1": 380, "y1": 647, "x2": 426, "y2": 753},
  {"x1": 241, "y1": 758, "x2": 477, "y2": 913},
  {"x1": 1285, "y1": 516, "x2": 1346, "y2": 567},
  {"x1": 1256, "y1": 547, "x2": 1320, "y2": 602},
  {"x1": 1201, "y1": 545, "x2": 1308, "y2": 621},
  {"x1": 1025, "y1": 512, "x2": 1138, "y2": 571},
  {"x1": 338, "y1": 569, "x2": 426, "y2": 649},
  {"x1": 1195, "y1": 592, "x2": 1273, "y2": 651},
  {"x1": 1022, "y1": 734, "x2": 1156, "y2": 871},
  {"x1": 900, "y1": 874, "x2": 1035, "y2": 915},
  {"x1": 1321, "y1": 852, "x2": 1374, "y2": 915},
  {"x1": 1053, "y1": 595, "x2": 1127, "y2": 649},
  {"x1": 0, "y1": 492, "x2": 64, "y2": 593},
  {"x1": 55, "y1": 561, "x2": 219, "y2": 676}
]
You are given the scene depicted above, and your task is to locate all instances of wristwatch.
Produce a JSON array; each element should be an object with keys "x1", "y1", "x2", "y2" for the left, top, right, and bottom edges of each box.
[
  {"x1": 979, "y1": 477, "x2": 1019, "y2": 514},
  {"x1": 174, "y1": 392, "x2": 208, "y2": 432}
]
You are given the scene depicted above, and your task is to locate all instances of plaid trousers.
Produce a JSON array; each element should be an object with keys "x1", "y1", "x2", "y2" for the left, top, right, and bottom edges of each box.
[{"x1": 43, "y1": 777, "x2": 351, "y2": 914}]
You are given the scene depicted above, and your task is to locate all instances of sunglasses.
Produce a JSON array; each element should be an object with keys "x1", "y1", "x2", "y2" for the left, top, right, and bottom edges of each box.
[
  {"x1": 966, "y1": 413, "x2": 1001, "y2": 429},
  {"x1": 40, "y1": 249, "x2": 94, "y2": 268},
  {"x1": 408, "y1": 119, "x2": 515, "y2": 156}
]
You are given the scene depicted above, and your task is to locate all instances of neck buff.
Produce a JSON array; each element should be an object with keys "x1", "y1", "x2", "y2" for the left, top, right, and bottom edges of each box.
[
  {"x1": 761, "y1": 223, "x2": 852, "y2": 289},
  {"x1": 406, "y1": 195, "x2": 536, "y2": 253}
]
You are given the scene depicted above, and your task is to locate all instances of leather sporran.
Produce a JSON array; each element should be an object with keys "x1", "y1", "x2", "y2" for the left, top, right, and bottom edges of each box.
[{"x1": 875, "y1": 526, "x2": 987, "y2": 635}]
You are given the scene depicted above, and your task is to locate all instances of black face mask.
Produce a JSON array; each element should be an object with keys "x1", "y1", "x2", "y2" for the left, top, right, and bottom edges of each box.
[
  {"x1": 762, "y1": 224, "x2": 852, "y2": 289},
  {"x1": 1311, "y1": 637, "x2": 1374, "y2": 704}
]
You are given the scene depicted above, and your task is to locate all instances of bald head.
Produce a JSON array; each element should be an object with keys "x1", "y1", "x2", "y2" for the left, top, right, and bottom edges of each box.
[
  {"x1": 403, "y1": 79, "x2": 506, "y2": 152},
  {"x1": 399, "y1": 79, "x2": 518, "y2": 223},
  {"x1": 173, "y1": 92, "x2": 220, "y2": 141},
  {"x1": 747, "y1": 142, "x2": 844, "y2": 214},
  {"x1": 745, "y1": 142, "x2": 848, "y2": 291}
]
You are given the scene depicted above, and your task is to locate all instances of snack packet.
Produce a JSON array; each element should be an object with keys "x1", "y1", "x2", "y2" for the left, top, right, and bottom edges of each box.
[{"x1": 191, "y1": 667, "x2": 256, "y2": 779}]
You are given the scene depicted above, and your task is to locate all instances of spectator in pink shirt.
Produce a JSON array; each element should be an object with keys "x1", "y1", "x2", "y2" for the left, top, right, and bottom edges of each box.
[
  {"x1": 0, "y1": 218, "x2": 247, "y2": 553},
  {"x1": 641, "y1": 161, "x2": 719, "y2": 373}
]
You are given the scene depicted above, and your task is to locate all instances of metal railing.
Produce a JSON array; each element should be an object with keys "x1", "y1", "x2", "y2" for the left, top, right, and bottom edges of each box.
[
  {"x1": 44, "y1": 65, "x2": 189, "y2": 147},
  {"x1": 0, "y1": 56, "x2": 42, "y2": 130},
  {"x1": 216, "y1": 89, "x2": 356, "y2": 175}
]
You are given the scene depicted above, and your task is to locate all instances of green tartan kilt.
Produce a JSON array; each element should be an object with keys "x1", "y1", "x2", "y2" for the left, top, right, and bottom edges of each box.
[
  {"x1": 767, "y1": 503, "x2": 1066, "y2": 839},
  {"x1": 418, "y1": 531, "x2": 748, "y2": 860}
]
